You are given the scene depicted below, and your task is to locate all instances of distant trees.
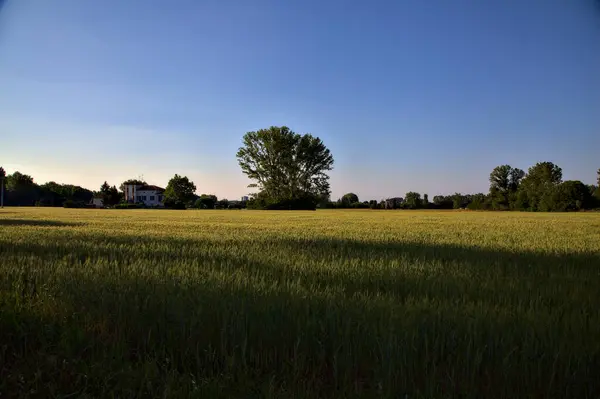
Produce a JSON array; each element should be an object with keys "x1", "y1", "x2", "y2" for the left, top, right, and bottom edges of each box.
[
  {"x1": 195, "y1": 194, "x2": 218, "y2": 209},
  {"x1": 489, "y1": 165, "x2": 525, "y2": 210},
  {"x1": 465, "y1": 194, "x2": 484, "y2": 210},
  {"x1": 404, "y1": 192, "x2": 422, "y2": 209},
  {"x1": 6, "y1": 172, "x2": 38, "y2": 206},
  {"x1": 1, "y1": 161, "x2": 597, "y2": 212},
  {"x1": 452, "y1": 193, "x2": 464, "y2": 209},
  {"x1": 341, "y1": 193, "x2": 359, "y2": 207},
  {"x1": 0, "y1": 170, "x2": 94, "y2": 207},
  {"x1": 433, "y1": 195, "x2": 453, "y2": 209},
  {"x1": 99, "y1": 181, "x2": 122, "y2": 206},
  {"x1": 538, "y1": 180, "x2": 591, "y2": 212},
  {"x1": 237, "y1": 126, "x2": 334, "y2": 210},
  {"x1": 515, "y1": 162, "x2": 562, "y2": 211},
  {"x1": 217, "y1": 199, "x2": 229, "y2": 209},
  {"x1": 39, "y1": 182, "x2": 93, "y2": 207},
  {"x1": 163, "y1": 174, "x2": 197, "y2": 209}
]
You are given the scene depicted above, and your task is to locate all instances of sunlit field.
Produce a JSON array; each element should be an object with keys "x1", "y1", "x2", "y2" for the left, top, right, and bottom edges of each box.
[{"x1": 1, "y1": 207, "x2": 599, "y2": 398}]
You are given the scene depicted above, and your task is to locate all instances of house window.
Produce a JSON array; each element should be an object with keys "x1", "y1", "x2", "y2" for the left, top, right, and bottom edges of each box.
[
  {"x1": 150, "y1": 196, "x2": 155, "y2": 201},
  {"x1": 142, "y1": 196, "x2": 147, "y2": 201}
]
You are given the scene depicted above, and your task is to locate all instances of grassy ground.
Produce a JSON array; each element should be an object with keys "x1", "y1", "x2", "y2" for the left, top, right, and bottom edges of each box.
[{"x1": 1, "y1": 207, "x2": 599, "y2": 398}]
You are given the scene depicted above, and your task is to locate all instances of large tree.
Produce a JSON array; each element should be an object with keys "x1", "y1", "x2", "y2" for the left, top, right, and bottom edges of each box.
[
  {"x1": 340, "y1": 193, "x2": 359, "y2": 207},
  {"x1": 236, "y1": 126, "x2": 334, "y2": 209},
  {"x1": 404, "y1": 192, "x2": 422, "y2": 209},
  {"x1": 5, "y1": 171, "x2": 39, "y2": 206},
  {"x1": 163, "y1": 174, "x2": 196, "y2": 209},
  {"x1": 489, "y1": 165, "x2": 524, "y2": 209},
  {"x1": 518, "y1": 162, "x2": 562, "y2": 211}
]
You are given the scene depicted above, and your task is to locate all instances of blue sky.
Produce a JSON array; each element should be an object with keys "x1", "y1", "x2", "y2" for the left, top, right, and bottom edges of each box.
[{"x1": 1, "y1": 0, "x2": 599, "y2": 200}]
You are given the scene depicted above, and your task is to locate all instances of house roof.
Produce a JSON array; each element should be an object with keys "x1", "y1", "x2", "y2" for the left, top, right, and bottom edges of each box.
[{"x1": 137, "y1": 185, "x2": 165, "y2": 192}]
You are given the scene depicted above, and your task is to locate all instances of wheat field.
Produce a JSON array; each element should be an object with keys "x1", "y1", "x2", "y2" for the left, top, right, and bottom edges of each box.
[{"x1": 1, "y1": 207, "x2": 599, "y2": 398}]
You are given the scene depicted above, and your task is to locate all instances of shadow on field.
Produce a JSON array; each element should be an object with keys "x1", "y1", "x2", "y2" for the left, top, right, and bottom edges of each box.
[
  {"x1": 1, "y1": 234, "x2": 599, "y2": 398},
  {"x1": 0, "y1": 218, "x2": 81, "y2": 227}
]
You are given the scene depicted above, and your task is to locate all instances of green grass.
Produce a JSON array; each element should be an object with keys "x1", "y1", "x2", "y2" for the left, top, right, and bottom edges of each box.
[{"x1": 1, "y1": 208, "x2": 600, "y2": 398}]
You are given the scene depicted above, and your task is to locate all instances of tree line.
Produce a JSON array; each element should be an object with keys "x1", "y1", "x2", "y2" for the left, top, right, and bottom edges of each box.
[
  {"x1": 2, "y1": 124, "x2": 599, "y2": 211},
  {"x1": 326, "y1": 163, "x2": 600, "y2": 211},
  {"x1": 235, "y1": 127, "x2": 599, "y2": 211},
  {"x1": 0, "y1": 168, "x2": 96, "y2": 208},
  {"x1": 0, "y1": 169, "x2": 242, "y2": 209}
]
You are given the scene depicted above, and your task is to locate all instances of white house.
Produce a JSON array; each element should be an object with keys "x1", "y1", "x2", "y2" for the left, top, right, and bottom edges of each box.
[{"x1": 124, "y1": 183, "x2": 165, "y2": 207}]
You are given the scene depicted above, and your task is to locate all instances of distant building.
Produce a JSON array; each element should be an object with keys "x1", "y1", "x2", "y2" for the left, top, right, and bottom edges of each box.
[
  {"x1": 241, "y1": 196, "x2": 249, "y2": 202},
  {"x1": 124, "y1": 183, "x2": 165, "y2": 207},
  {"x1": 89, "y1": 196, "x2": 104, "y2": 208}
]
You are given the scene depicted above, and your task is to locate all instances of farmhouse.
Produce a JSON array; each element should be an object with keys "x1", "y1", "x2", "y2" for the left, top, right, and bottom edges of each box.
[{"x1": 124, "y1": 183, "x2": 165, "y2": 207}]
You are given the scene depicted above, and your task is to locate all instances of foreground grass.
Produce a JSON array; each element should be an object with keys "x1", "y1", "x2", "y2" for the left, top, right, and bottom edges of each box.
[{"x1": 1, "y1": 208, "x2": 599, "y2": 398}]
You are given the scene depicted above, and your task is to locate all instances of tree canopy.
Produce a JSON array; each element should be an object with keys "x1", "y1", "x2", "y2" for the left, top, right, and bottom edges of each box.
[
  {"x1": 489, "y1": 165, "x2": 525, "y2": 210},
  {"x1": 100, "y1": 181, "x2": 122, "y2": 206},
  {"x1": 195, "y1": 194, "x2": 218, "y2": 209},
  {"x1": 404, "y1": 192, "x2": 422, "y2": 209},
  {"x1": 518, "y1": 162, "x2": 563, "y2": 211},
  {"x1": 341, "y1": 193, "x2": 359, "y2": 206},
  {"x1": 163, "y1": 174, "x2": 197, "y2": 209},
  {"x1": 237, "y1": 126, "x2": 334, "y2": 210}
]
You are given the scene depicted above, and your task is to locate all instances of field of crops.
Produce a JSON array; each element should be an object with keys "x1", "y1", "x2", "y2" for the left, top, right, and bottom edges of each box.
[{"x1": 1, "y1": 208, "x2": 599, "y2": 398}]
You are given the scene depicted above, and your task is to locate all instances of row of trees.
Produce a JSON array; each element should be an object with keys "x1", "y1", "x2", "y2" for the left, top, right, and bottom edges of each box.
[
  {"x1": 2, "y1": 122, "x2": 599, "y2": 212},
  {"x1": 235, "y1": 126, "x2": 600, "y2": 211},
  {"x1": 0, "y1": 169, "x2": 203, "y2": 209},
  {"x1": 0, "y1": 168, "x2": 95, "y2": 207},
  {"x1": 0, "y1": 166, "x2": 248, "y2": 210},
  {"x1": 487, "y1": 163, "x2": 599, "y2": 211},
  {"x1": 328, "y1": 164, "x2": 600, "y2": 212}
]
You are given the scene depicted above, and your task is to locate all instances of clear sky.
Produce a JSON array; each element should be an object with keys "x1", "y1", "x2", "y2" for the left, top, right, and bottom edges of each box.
[{"x1": 1, "y1": 0, "x2": 599, "y2": 200}]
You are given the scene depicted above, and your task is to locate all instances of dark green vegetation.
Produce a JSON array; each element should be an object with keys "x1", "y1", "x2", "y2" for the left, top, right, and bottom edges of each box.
[
  {"x1": 330, "y1": 164, "x2": 600, "y2": 211},
  {"x1": 0, "y1": 170, "x2": 95, "y2": 207},
  {"x1": 1, "y1": 156, "x2": 598, "y2": 211},
  {"x1": 237, "y1": 126, "x2": 334, "y2": 210},
  {"x1": 1, "y1": 208, "x2": 600, "y2": 398},
  {"x1": 163, "y1": 174, "x2": 197, "y2": 209}
]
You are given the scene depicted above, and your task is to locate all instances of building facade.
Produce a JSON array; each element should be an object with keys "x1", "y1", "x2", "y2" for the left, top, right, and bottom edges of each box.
[{"x1": 124, "y1": 184, "x2": 165, "y2": 207}]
